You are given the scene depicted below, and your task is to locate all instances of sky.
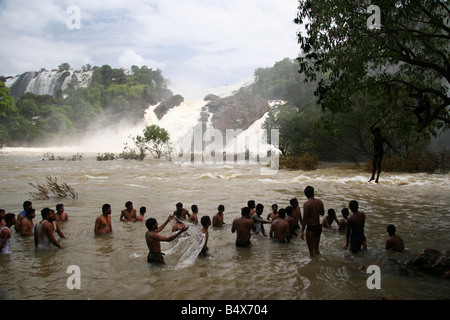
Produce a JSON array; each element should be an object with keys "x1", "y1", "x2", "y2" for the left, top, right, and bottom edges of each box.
[{"x1": 0, "y1": 0, "x2": 301, "y2": 98}]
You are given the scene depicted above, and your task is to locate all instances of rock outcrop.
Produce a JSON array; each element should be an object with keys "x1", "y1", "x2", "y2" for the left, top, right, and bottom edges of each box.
[
  {"x1": 205, "y1": 92, "x2": 269, "y2": 137},
  {"x1": 405, "y1": 249, "x2": 450, "y2": 279},
  {"x1": 153, "y1": 94, "x2": 184, "y2": 120}
]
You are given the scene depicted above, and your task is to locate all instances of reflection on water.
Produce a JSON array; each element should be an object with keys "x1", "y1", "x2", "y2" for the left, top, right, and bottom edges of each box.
[{"x1": 0, "y1": 152, "x2": 449, "y2": 300}]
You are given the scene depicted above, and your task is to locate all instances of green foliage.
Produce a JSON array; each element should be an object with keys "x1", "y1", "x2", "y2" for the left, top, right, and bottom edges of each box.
[
  {"x1": 121, "y1": 125, "x2": 171, "y2": 160},
  {"x1": 295, "y1": 0, "x2": 449, "y2": 135}
]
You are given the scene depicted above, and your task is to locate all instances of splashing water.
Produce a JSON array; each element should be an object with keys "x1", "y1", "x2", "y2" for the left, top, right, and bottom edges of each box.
[{"x1": 161, "y1": 219, "x2": 206, "y2": 269}]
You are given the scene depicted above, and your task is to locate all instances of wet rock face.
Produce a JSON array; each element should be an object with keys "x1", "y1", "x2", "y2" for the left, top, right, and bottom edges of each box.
[
  {"x1": 153, "y1": 94, "x2": 184, "y2": 120},
  {"x1": 205, "y1": 92, "x2": 269, "y2": 136}
]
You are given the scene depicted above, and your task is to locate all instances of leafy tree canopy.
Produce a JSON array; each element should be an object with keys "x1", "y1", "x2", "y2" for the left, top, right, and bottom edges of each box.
[{"x1": 295, "y1": 0, "x2": 450, "y2": 135}]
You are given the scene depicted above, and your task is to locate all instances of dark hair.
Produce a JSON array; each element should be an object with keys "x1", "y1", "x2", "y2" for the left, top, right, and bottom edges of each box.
[
  {"x1": 241, "y1": 207, "x2": 250, "y2": 217},
  {"x1": 278, "y1": 208, "x2": 286, "y2": 219},
  {"x1": 256, "y1": 203, "x2": 264, "y2": 211},
  {"x1": 200, "y1": 215, "x2": 210, "y2": 227},
  {"x1": 247, "y1": 200, "x2": 255, "y2": 208},
  {"x1": 285, "y1": 206, "x2": 293, "y2": 216},
  {"x1": 26, "y1": 208, "x2": 35, "y2": 218},
  {"x1": 218, "y1": 204, "x2": 224, "y2": 211},
  {"x1": 176, "y1": 202, "x2": 183, "y2": 208},
  {"x1": 125, "y1": 201, "x2": 133, "y2": 208},
  {"x1": 41, "y1": 207, "x2": 51, "y2": 219},
  {"x1": 56, "y1": 203, "x2": 64, "y2": 211},
  {"x1": 140, "y1": 206, "x2": 146, "y2": 214},
  {"x1": 387, "y1": 224, "x2": 396, "y2": 236},
  {"x1": 304, "y1": 186, "x2": 314, "y2": 198},
  {"x1": 341, "y1": 208, "x2": 349, "y2": 219},
  {"x1": 191, "y1": 204, "x2": 198, "y2": 213},
  {"x1": 4, "y1": 213, "x2": 15, "y2": 225},
  {"x1": 349, "y1": 200, "x2": 358, "y2": 212},
  {"x1": 146, "y1": 218, "x2": 157, "y2": 231},
  {"x1": 289, "y1": 198, "x2": 298, "y2": 206},
  {"x1": 102, "y1": 203, "x2": 111, "y2": 213},
  {"x1": 23, "y1": 201, "x2": 32, "y2": 210},
  {"x1": 327, "y1": 208, "x2": 336, "y2": 217}
]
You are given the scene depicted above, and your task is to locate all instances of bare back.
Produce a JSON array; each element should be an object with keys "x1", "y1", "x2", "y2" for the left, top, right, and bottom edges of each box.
[{"x1": 303, "y1": 198, "x2": 325, "y2": 226}]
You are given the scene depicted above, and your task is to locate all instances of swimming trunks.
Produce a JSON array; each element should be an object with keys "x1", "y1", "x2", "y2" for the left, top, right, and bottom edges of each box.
[
  {"x1": 235, "y1": 239, "x2": 251, "y2": 248},
  {"x1": 147, "y1": 251, "x2": 165, "y2": 264},
  {"x1": 350, "y1": 233, "x2": 365, "y2": 253},
  {"x1": 306, "y1": 224, "x2": 322, "y2": 236}
]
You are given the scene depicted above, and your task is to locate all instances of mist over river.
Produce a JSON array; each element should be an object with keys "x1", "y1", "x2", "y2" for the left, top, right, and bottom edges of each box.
[{"x1": 0, "y1": 150, "x2": 449, "y2": 300}]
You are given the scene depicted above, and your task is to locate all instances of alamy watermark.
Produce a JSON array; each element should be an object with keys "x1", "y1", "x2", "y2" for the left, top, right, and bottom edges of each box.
[
  {"x1": 170, "y1": 127, "x2": 280, "y2": 175},
  {"x1": 66, "y1": 265, "x2": 81, "y2": 290},
  {"x1": 367, "y1": 4, "x2": 381, "y2": 30},
  {"x1": 66, "y1": 5, "x2": 81, "y2": 30}
]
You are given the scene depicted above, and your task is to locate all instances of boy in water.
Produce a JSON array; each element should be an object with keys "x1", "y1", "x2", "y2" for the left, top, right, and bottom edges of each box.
[
  {"x1": 213, "y1": 205, "x2": 226, "y2": 228},
  {"x1": 231, "y1": 207, "x2": 256, "y2": 248},
  {"x1": 136, "y1": 206, "x2": 146, "y2": 222},
  {"x1": 338, "y1": 208, "x2": 349, "y2": 233},
  {"x1": 146, "y1": 217, "x2": 188, "y2": 264},
  {"x1": 199, "y1": 215, "x2": 211, "y2": 258},
  {"x1": 270, "y1": 208, "x2": 290, "y2": 243},
  {"x1": 321, "y1": 208, "x2": 339, "y2": 229},
  {"x1": 190, "y1": 204, "x2": 199, "y2": 225},
  {"x1": 20, "y1": 208, "x2": 36, "y2": 236},
  {"x1": 385, "y1": 224, "x2": 404, "y2": 253},
  {"x1": 120, "y1": 201, "x2": 137, "y2": 222},
  {"x1": 343, "y1": 200, "x2": 366, "y2": 254}
]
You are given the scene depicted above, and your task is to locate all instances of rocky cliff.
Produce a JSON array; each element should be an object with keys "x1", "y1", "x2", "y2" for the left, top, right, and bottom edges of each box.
[
  {"x1": 203, "y1": 92, "x2": 270, "y2": 137},
  {"x1": 4, "y1": 69, "x2": 93, "y2": 101}
]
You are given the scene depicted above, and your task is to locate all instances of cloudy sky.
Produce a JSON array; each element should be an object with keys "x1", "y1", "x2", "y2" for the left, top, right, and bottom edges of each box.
[{"x1": 0, "y1": 0, "x2": 301, "y2": 98}]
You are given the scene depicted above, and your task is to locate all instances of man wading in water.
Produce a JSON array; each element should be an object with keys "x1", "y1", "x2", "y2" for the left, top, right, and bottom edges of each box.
[
  {"x1": 145, "y1": 217, "x2": 188, "y2": 264},
  {"x1": 301, "y1": 186, "x2": 325, "y2": 257}
]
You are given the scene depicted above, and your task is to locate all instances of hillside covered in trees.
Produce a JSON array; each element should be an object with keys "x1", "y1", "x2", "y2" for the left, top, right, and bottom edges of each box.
[{"x1": 0, "y1": 64, "x2": 172, "y2": 146}]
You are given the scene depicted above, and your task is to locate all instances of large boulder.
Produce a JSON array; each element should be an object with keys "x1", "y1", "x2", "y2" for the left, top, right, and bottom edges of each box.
[
  {"x1": 205, "y1": 92, "x2": 269, "y2": 137},
  {"x1": 405, "y1": 249, "x2": 450, "y2": 279},
  {"x1": 153, "y1": 94, "x2": 184, "y2": 120}
]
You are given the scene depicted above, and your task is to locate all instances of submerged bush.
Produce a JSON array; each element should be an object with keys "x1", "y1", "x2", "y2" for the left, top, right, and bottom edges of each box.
[{"x1": 279, "y1": 152, "x2": 318, "y2": 170}]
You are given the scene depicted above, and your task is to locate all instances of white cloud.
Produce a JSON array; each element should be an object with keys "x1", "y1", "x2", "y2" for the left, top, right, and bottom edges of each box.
[{"x1": 0, "y1": 0, "x2": 300, "y2": 94}]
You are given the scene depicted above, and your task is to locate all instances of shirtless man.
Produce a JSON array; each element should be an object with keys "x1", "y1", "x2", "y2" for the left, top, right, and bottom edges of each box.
[
  {"x1": 34, "y1": 208, "x2": 62, "y2": 250},
  {"x1": 212, "y1": 205, "x2": 226, "y2": 228},
  {"x1": 120, "y1": 201, "x2": 137, "y2": 222},
  {"x1": 15, "y1": 201, "x2": 32, "y2": 233},
  {"x1": 231, "y1": 207, "x2": 256, "y2": 248},
  {"x1": 385, "y1": 224, "x2": 404, "y2": 253},
  {"x1": 199, "y1": 216, "x2": 211, "y2": 258},
  {"x1": 290, "y1": 198, "x2": 303, "y2": 231},
  {"x1": 285, "y1": 206, "x2": 298, "y2": 237},
  {"x1": 343, "y1": 200, "x2": 366, "y2": 254},
  {"x1": 190, "y1": 204, "x2": 199, "y2": 225},
  {"x1": 145, "y1": 217, "x2": 188, "y2": 264},
  {"x1": 0, "y1": 214, "x2": 16, "y2": 254},
  {"x1": 270, "y1": 208, "x2": 290, "y2": 243},
  {"x1": 267, "y1": 204, "x2": 279, "y2": 221},
  {"x1": 20, "y1": 208, "x2": 36, "y2": 236},
  {"x1": 174, "y1": 202, "x2": 190, "y2": 220},
  {"x1": 55, "y1": 204, "x2": 68, "y2": 222},
  {"x1": 301, "y1": 186, "x2": 325, "y2": 257},
  {"x1": 321, "y1": 208, "x2": 340, "y2": 229},
  {"x1": 94, "y1": 204, "x2": 113, "y2": 235}
]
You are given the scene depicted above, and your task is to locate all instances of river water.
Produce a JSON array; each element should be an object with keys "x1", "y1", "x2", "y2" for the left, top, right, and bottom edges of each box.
[{"x1": 0, "y1": 150, "x2": 449, "y2": 300}]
